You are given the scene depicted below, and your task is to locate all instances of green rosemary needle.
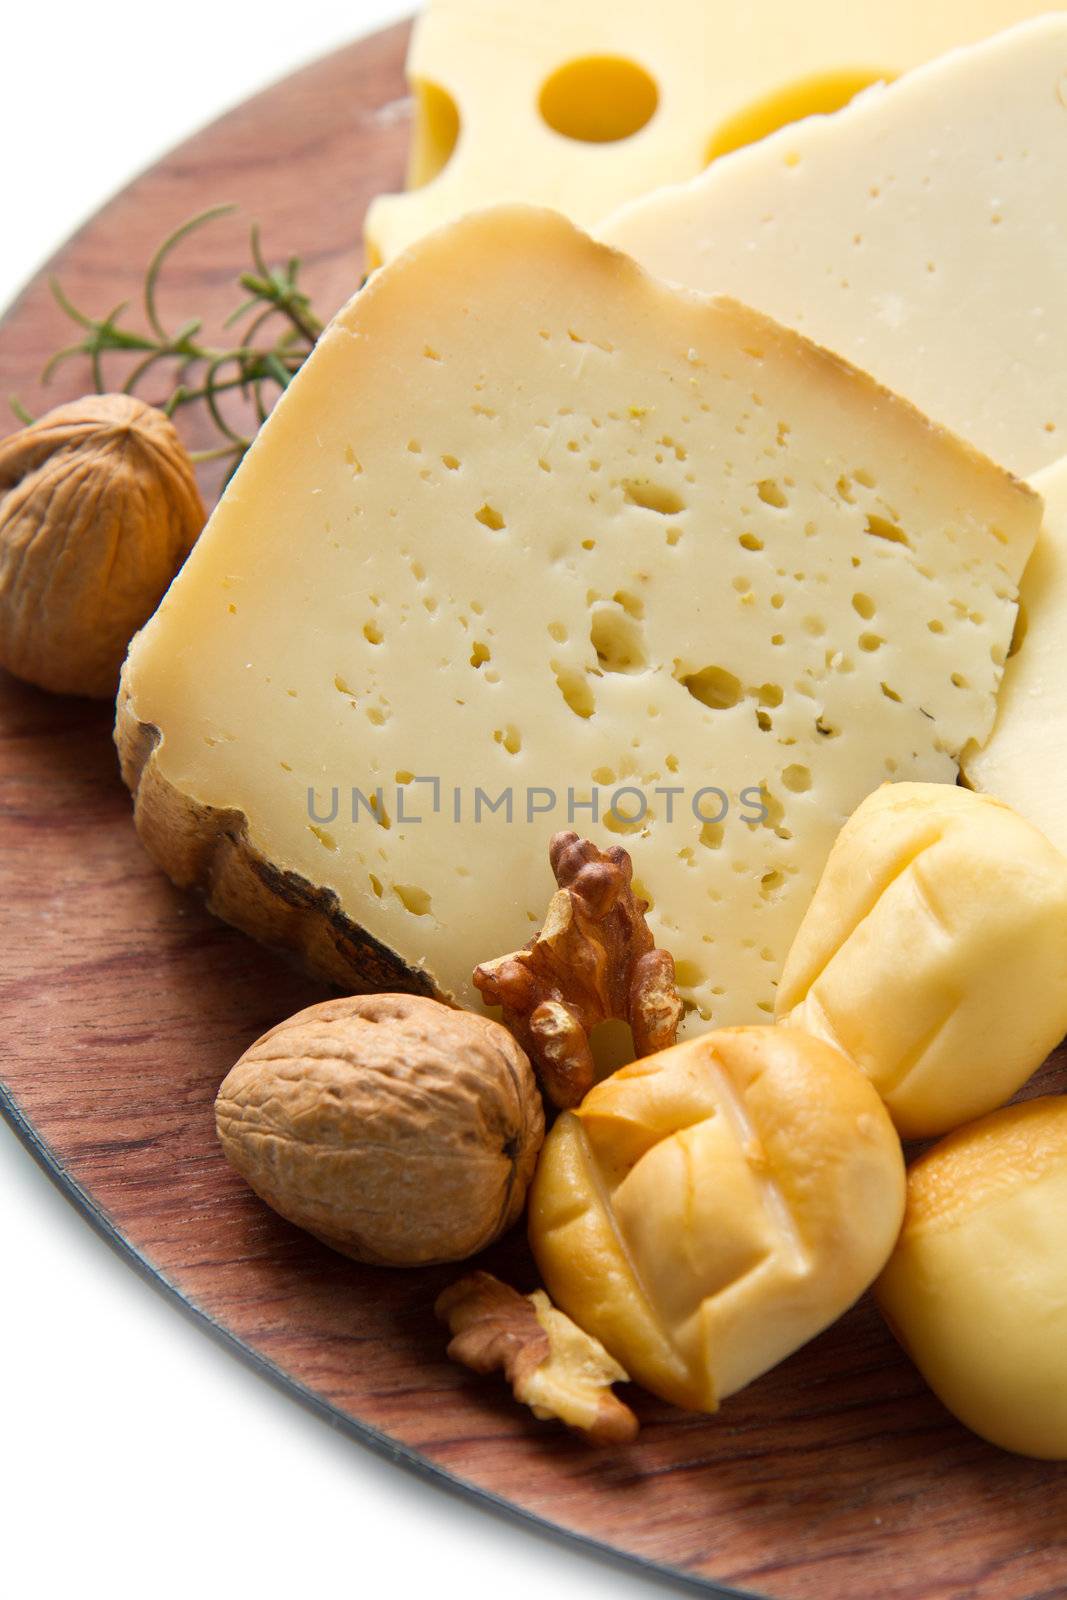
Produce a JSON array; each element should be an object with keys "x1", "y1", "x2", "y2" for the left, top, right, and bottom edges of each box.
[{"x1": 12, "y1": 205, "x2": 326, "y2": 482}]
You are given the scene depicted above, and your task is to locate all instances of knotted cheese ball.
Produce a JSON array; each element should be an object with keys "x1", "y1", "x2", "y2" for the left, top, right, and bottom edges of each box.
[
  {"x1": 877, "y1": 1098, "x2": 1067, "y2": 1459},
  {"x1": 776, "y1": 783, "x2": 1067, "y2": 1139},
  {"x1": 528, "y1": 1026, "x2": 905, "y2": 1413}
]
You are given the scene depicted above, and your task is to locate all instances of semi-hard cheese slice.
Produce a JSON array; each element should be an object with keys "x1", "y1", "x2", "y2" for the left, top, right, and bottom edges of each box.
[
  {"x1": 963, "y1": 459, "x2": 1067, "y2": 852},
  {"x1": 117, "y1": 208, "x2": 1040, "y2": 1030},
  {"x1": 364, "y1": 0, "x2": 1050, "y2": 268},
  {"x1": 602, "y1": 17, "x2": 1067, "y2": 477}
]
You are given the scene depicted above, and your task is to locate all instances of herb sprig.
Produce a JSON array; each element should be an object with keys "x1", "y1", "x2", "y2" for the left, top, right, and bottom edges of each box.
[{"x1": 12, "y1": 205, "x2": 326, "y2": 480}]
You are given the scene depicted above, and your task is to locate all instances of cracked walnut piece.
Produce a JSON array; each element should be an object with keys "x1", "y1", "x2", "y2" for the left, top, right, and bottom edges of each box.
[
  {"x1": 436, "y1": 1271, "x2": 639, "y2": 1445},
  {"x1": 472, "y1": 832, "x2": 683, "y2": 1108}
]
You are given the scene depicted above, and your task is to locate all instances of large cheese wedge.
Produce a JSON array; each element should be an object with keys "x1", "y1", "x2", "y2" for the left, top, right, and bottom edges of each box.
[
  {"x1": 602, "y1": 17, "x2": 1067, "y2": 477},
  {"x1": 364, "y1": 0, "x2": 1050, "y2": 269},
  {"x1": 964, "y1": 459, "x2": 1067, "y2": 849},
  {"x1": 116, "y1": 208, "x2": 1040, "y2": 1029}
]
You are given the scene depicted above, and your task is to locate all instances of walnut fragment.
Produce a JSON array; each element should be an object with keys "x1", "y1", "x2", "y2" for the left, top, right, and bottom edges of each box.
[
  {"x1": 436, "y1": 1271, "x2": 638, "y2": 1445},
  {"x1": 473, "y1": 831, "x2": 683, "y2": 1108}
]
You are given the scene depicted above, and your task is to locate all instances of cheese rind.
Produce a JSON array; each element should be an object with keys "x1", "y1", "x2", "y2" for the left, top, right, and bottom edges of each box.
[
  {"x1": 602, "y1": 17, "x2": 1067, "y2": 476},
  {"x1": 365, "y1": 0, "x2": 1052, "y2": 268},
  {"x1": 118, "y1": 207, "x2": 1039, "y2": 1027},
  {"x1": 963, "y1": 459, "x2": 1067, "y2": 846}
]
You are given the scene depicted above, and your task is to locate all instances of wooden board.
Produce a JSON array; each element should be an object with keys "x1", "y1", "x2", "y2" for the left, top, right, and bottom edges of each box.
[{"x1": 2, "y1": 23, "x2": 1067, "y2": 1599}]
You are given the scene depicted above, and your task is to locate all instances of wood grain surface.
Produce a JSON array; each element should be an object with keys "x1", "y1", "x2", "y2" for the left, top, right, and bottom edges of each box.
[{"x1": 2, "y1": 23, "x2": 1067, "y2": 1600}]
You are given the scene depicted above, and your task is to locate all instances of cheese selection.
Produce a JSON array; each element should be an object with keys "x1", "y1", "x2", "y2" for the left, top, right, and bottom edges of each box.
[
  {"x1": 963, "y1": 459, "x2": 1067, "y2": 847},
  {"x1": 117, "y1": 206, "x2": 1039, "y2": 1032},
  {"x1": 73, "y1": 0, "x2": 1067, "y2": 1455},
  {"x1": 602, "y1": 16, "x2": 1067, "y2": 477},
  {"x1": 365, "y1": 0, "x2": 1052, "y2": 269}
]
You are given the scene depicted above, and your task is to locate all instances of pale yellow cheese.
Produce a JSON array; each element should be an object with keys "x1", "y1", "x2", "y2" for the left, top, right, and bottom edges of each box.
[
  {"x1": 877, "y1": 1099, "x2": 1067, "y2": 1459},
  {"x1": 365, "y1": 0, "x2": 1051, "y2": 268},
  {"x1": 120, "y1": 207, "x2": 1039, "y2": 1029},
  {"x1": 776, "y1": 784, "x2": 1067, "y2": 1139},
  {"x1": 603, "y1": 17, "x2": 1067, "y2": 476},
  {"x1": 963, "y1": 459, "x2": 1067, "y2": 846}
]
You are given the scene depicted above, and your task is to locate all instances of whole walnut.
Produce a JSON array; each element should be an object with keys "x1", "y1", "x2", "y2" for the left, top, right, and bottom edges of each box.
[
  {"x1": 216, "y1": 994, "x2": 545, "y2": 1267},
  {"x1": 0, "y1": 395, "x2": 204, "y2": 698}
]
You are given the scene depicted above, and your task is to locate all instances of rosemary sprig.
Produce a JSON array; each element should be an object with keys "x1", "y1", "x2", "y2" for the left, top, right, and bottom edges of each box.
[{"x1": 14, "y1": 205, "x2": 326, "y2": 481}]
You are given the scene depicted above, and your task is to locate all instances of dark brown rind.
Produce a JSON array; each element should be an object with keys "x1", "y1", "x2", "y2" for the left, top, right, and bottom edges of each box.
[{"x1": 114, "y1": 672, "x2": 437, "y2": 998}]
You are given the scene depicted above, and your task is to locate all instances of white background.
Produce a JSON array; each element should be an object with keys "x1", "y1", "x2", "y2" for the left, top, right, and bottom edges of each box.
[{"x1": 0, "y1": 6, "x2": 680, "y2": 1598}]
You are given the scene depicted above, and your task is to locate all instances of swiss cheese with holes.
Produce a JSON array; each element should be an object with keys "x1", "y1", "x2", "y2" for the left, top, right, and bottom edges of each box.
[
  {"x1": 117, "y1": 207, "x2": 1040, "y2": 1029},
  {"x1": 603, "y1": 16, "x2": 1067, "y2": 477},
  {"x1": 964, "y1": 460, "x2": 1067, "y2": 848},
  {"x1": 365, "y1": 0, "x2": 1050, "y2": 268}
]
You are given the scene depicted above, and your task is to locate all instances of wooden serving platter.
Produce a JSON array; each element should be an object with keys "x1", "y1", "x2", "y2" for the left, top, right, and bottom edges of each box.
[{"x1": 3, "y1": 23, "x2": 1067, "y2": 1599}]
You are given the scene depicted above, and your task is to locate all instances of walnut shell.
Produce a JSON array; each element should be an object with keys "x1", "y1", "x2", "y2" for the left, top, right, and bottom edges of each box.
[
  {"x1": 0, "y1": 395, "x2": 204, "y2": 698},
  {"x1": 215, "y1": 994, "x2": 545, "y2": 1266}
]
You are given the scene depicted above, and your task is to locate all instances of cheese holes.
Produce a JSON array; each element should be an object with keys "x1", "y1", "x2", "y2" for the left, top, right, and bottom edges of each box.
[
  {"x1": 705, "y1": 69, "x2": 891, "y2": 165},
  {"x1": 865, "y1": 514, "x2": 911, "y2": 548},
  {"x1": 622, "y1": 479, "x2": 686, "y2": 516},
  {"x1": 394, "y1": 884, "x2": 433, "y2": 917},
  {"x1": 757, "y1": 789, "x2": 792, "y2": 841},
  {"x1": 552, "y1": 662, "x2": 596, "y2": 719},
  {"x1": 782, "y1": 764, "x2": 812, "y2": 793},
  {"x1": 852, "y1": 592, "x2": 876, "y2": 620},
  {"x1": 538, "y1": 56, "x2": 658, "y2": 145},
  {"x1": 363, "y1": 621, "x2": 383, "y2": 645},
  {"x1": 407, "y1": 78, "x2": 460, "y2": 188},
  {"x1": 739, "y1": 532, "x2": 764, "y2": 552},
  {"x1": 757, "y1": 479, "x2": 788, "y2": 509},
  {"x1": 475, "y1": 503, "x2": 506, "y2": 532},
  {"x1": 470, "y1": 641, "x2": 491, "y2": 668},
  {"x1": 590, "y1": 602, "x2": 648, "y2": 674},
  {"x1": 494, "y1": 726, "x2": 522, "y2": 755},
  {"x1": 676, "y1": 664, "x2": 743, "y2": 711}
]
